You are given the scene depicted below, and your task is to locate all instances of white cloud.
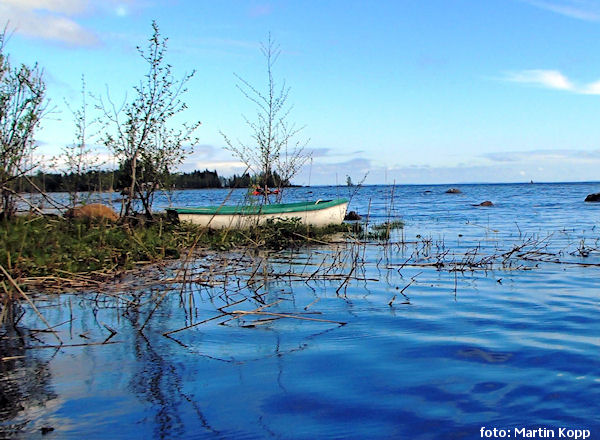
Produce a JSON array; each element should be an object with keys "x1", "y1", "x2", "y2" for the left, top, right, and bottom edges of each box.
[
  {"x1": 580, "y1": 79, "x2": 600, "y2": 94},
  {"x1": 504, "y1": 69, "x2": 600, "y2": 95},
  {"x1": 0, "y1": 0, "x2": 96, "y2": 46},
  {"x1": 179, "y1": 144, "x2": 248, "y2": 175},
  {"x1": 505, "y1": 69, "x2": 574, "y2": 91},
  {"x1": 36, "y1": 149, "x2": 113, "y2": 172},
  {"x1": 179, "y1": 159, "x2": 247, "y2": 175},
  {"x1": 0, "y1": 0, "x2": 144, "y2": 46},
  {"x1": 1, "y1": 0, "x2": 88, "y2": 15},
  {"x1": 522, "y1": 0, "x2": 600, "y2": 21}
]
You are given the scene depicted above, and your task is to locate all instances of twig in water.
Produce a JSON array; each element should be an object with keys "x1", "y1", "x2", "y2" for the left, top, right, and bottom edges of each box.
[
  {"x1": 27, "y1": 340, "x2": 121, "y2": 349},
  {"x1": 304, "y1": 297, "x2": 320, "y2": 310},
  {"x1": 163, "y1": 313, "x2": 229, "y2": 336},
  {"x1": 231, "y1": 310, "x2": 346, "y2": 326},
  {"x1": 0, "y1": 264, "x2": 62, "y2": 344},
  {"x1": 389, "y1": 272, "x2": 421, "y2": 306},
  {"x1": 2, "y1": 356, "x2": 26, "y2": 361},
  {"x1": 335, "y1": 263, "x2": 355, "y2": 295}
]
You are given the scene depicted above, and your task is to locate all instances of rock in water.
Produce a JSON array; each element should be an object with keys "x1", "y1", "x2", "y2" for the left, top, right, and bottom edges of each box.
[
  {"x1": 344, "y1": 210, "x2": 362, "y2": 220},
  {"x1": 66, "y1": 203, "x2": 119, "y2": 221},
  {"x1": 41, "y1": 427, "x2": 54, "y2": 435},
  {"x1": 445, "y1": 188, "x2": 461, "y2": 194},
  {"x1": 474, "y1": 201, "x2": 494, "y2": 207},
  {"x1": 584, "y1": 193, "x2": 600, "y2": 202}
]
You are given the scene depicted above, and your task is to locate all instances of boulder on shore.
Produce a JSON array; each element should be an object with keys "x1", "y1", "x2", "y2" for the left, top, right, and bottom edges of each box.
[
  {"x1": 344, "y1": 210, "x2": 362, "y2": 221},
  {"x1": 65, "y1": 203, "x2": 119, "y2": 221},
  {"x1": 584, "y1": 193, "x2": 600, "y2": 202},
  {"x1": 445, "y1": 188, "x2": 461, "y2": 194}
]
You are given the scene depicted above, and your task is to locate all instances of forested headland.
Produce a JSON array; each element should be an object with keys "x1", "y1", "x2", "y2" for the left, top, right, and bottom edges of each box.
[{"x1": 14, "y1": 169, "x2": 294, "y2": 193}]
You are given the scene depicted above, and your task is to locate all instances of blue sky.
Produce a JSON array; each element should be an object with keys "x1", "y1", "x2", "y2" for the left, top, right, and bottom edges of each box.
[{"x1": 2, "y1": 0, "x2": 600, "y2": 185}]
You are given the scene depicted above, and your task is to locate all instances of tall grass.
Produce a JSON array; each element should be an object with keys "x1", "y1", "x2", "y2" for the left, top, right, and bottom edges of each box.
[{"x1": 0, "y1": 215, "x2": 358, "y2": 279}]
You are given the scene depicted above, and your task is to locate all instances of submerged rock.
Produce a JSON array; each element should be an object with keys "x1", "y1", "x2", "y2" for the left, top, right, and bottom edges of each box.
[
  {"x1": 473, "y1": 201, "x2": 494, "y2": 207},
  {"x1": 584, "y1": 193, "x2": 600, "y2": 202},
  {"x1": 41, "y1": 427, "x2": 54, "y2": 435},
  {"x1": 445, "y1": 188, "x2": 461, "y2": 194},
  {"x1": 344, "y1": 210, "x2": 362, "y2": 221},
  {"x1": 65, "y1": 203, "x2": 119, "y2": 221}
]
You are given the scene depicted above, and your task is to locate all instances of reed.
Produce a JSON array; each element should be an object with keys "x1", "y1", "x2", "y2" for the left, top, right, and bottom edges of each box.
[
  {"x1": 0, "y1": 215, "x2": 358, "y2": 282},
  {"x1": 368, "y1": 219, "x2": 405, "y2": 241}
]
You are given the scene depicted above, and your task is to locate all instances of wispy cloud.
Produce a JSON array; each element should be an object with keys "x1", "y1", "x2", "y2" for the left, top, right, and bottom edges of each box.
[
  {"x1": 304, "y1": 147, "x2": 366, "y2": 158},
  {"x1": 170, "y1": 147, "x2": 600, "y2": 185},
  {"x1": 305, "y1": 148, "x2": 331, "y2": 158},
  {"x1": 0, "y1": 0, "x2": 145, "y2": 46},
  {"x1": 503, "y1": 69, "x2": 600, "y2": 94},
  {"x1": 580, "y1": 79, "x2": 600, "y2": 94},
  {"x1": 505, "y1": 69, "x2": 573, "y2": 90},
  {"x1": 364, "y1": 149, "x2": 600, "y2": 184},
  {"x1": 521, "y1": 0, "x2": 600, "y2": 21},
  {"x1": 248, "y1": 4, "x2": 273, "y2": 18},
  {"x1": 188, "y1": 144, "x2": 219, "y2": 159},
  {"x1": 482, "y1": 148, "x2": 600, "y2": 163},
  {"x1": 180, "y1": 144, "x2": 247, "y2": 175},
  {"x1": 295, "y1": 157, "x2": 372, "y2": 184}
]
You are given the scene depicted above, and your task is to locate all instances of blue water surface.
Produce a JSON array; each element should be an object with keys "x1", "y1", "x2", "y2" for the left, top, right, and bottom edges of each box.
[{"x1": 1, "y1": 183, "x2": 599, "y2": 439}]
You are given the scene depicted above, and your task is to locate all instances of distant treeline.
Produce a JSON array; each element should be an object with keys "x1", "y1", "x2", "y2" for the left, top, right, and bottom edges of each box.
[
  {"x1": 17, "y1": 170, "x2": 117, "y2": 193},
  {"x1": 15, "y1": 169, "x2": 293, "y2": 193}
]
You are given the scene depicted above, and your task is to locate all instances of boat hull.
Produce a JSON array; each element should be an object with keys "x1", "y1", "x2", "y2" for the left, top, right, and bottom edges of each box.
[{"x1": 171, "y1": 199, "x2": 349, "y2": 229}]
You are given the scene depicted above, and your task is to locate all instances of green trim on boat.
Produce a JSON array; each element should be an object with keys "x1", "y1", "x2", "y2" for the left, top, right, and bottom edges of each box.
[{"x1": 171, "y1": 198, "x2": 348, "y2": 216}]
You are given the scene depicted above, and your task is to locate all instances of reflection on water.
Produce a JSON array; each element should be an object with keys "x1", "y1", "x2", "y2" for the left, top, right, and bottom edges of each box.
[
  {"x1": 0, "y1": 303, "x2": 58, "y2": 438},
  {"x1": 129, "y1": 332, "x2": 213, "y2": 439},
  {"x1": 2, "y1": 183, "x2": 600, "y2": 439}
]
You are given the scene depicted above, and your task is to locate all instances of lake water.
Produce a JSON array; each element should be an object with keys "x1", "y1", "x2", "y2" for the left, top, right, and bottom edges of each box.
[{"x1": 1, "y1": 183, "x2": 600, "y2": 439}]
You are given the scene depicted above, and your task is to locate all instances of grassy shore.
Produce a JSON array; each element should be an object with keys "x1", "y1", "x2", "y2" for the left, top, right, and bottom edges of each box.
[{"x1": 0, "y1": 215, "x2": 359, "y2": 282}]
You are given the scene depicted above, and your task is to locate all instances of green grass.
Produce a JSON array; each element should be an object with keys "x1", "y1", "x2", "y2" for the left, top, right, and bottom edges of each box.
[
  {"x1": 370, "y1": 220, "x2": 404, "y2": 231},
  {"x1": 0, "y1": 215, "x2": 358, "y2": 278},
  {"x1": 367, "y1": 219, "x2": 405, "y2": 241}
]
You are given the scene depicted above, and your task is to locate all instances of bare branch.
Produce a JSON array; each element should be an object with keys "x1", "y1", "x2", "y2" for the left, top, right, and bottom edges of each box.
[{"x1": 221, "y1": 34, "x2": 310, "y2": 203}]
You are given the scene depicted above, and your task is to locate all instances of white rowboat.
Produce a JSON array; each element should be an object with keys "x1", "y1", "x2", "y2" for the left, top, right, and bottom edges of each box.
[{"x1": 168, "y1": 199, "x2": 349, "y2": 229}]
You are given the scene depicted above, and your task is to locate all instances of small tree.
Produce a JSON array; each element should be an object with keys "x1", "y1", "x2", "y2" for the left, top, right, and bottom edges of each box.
[
  {"x1": 100, "y1": 21, "x2": 200, "y2": 218},
  {"x1": 62, "y1": 75, "x2": 99, "y2": 207},
  {"x1": 221, "y1": 34, "x2": 309, "y2": 203},
  {"x1": 0, "y1": 29, "x2": 46, "y2": 218}
]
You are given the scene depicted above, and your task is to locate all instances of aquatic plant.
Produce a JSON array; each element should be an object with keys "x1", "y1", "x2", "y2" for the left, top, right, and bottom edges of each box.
[
  {"x1": 367, "y1": 219, "x2": 405, "y2": 241},
  {"x1": 0, "y1": 214, "x2": 357, "y2": 284}
]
